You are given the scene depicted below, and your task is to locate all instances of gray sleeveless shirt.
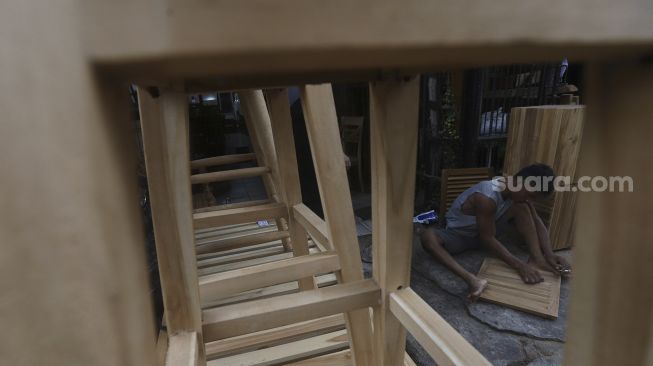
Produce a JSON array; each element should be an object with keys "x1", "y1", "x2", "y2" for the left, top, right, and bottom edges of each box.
[{"x1": 445, "y1": 179, "x2": 512, "y2": 229}]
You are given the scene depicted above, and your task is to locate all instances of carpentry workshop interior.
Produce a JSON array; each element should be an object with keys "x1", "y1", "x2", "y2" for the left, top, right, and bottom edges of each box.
[{"x1": 3, "y1": 1, "x2": 652, "y2": 366}]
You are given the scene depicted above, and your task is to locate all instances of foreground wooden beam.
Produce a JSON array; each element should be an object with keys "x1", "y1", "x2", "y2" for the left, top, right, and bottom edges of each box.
[
  {"x1": 301, "y1": 84, "x2": 376, "y2": 366},
  {"x1": 84, "y1": 0, "x2": 653, "y2": 83},
  {"x1": 369, "y1": 77, "x2": 420, "y2": 366},
  {"x1": 199, "y1": 252, "x2": 340, "y2": 301},
  {"x1": 193, "y1": 202, "x2": 288, "y2": 229},
  {"x1": 202, "y1": 279, "x2": 381, "y2": 341},
  {"x1": 138, "y1": 86, "x2": 206, "y2": 364},
  {"x1": 390, "y1": 289, "x2": 491, "y2": 366},
  {"x1": 563, "y1": 61, "x2": 653, "y2": 366}
]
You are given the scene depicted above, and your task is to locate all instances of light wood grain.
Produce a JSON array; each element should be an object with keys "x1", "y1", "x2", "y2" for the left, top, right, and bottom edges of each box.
[
  {"x1": 390, "y1": 288, "x2": 491, "y2": 366},
  {"x1": 138, "y1": 86, "x2": 206, "y2": 363},
  {"x1": 477, "y1": 258, "x2": 561, "y2": 318},
  {"x1": 190, "y1": 153, "x2": 256, "y2": 169},
  {"x1": 202, "y1": 279, "x2": 380, "y2": 341},
  {"x1": 301, "y1": 84, "x2": 376, "y2": 366},
  {"x1": 196, "y1": 230, "x2": 289, "y2": 255},
  {"x1": 166, "y1": 331, "x2": 198, "y2": 366},
  {"x1": 199, "y1": 252, "x2": 340, "y2": 301},
  {"x1": 206, "y1": 314, "x2": 345, "y2": 359},
  {"x1": 193, "y1": 202, "x2": 288, "y2": 229},
  {"x1": 190, "y1": 166, "x2": 269, "y2": 185},
  {"x1": 293, "y1": 203, "x2": 332, "y2": 251},
  {"x1": 369, "y1": 77, "x2": 420, "y2": 366},
  {"x1": 267, "y1": 88, "x2": 316, "y2": 290}
]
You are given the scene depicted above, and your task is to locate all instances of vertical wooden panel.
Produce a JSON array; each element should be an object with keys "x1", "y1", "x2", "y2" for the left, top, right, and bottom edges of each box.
[
  {"x1": 0, "y1": 1, "x2": 154, "y2": 364},
  {"x1": 369, "y1": 77, "x2": 420, "y2": 366},
  {"x1": 301, "y1": 84, "x2": 375, "y2": 366},
  {"x1": 266, "y1": 88, "x2": 315, "y2": 290},
  {"x1": 138, "y1": 87, "x2": 206, "y2": 364},
  {"x1": 564, "y1": 62, "x2": 653, "y2": 366}
]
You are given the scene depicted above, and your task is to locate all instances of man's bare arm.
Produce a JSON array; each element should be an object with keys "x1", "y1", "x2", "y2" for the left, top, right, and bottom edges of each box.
[
  {"x1": 475, "y1": 195, "x2": 543, "y2": 283},
  {"x1": 526, "y1": 201, "x2": 571, "y2": 273}
]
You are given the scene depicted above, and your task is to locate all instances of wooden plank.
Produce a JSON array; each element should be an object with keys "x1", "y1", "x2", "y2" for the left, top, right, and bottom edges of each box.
[
  {"x1": 84, "y1": 1, "x2": 653, "y2": 82},
  {"x1": 0, "y1": 3, "x2": 155, "y2": 364},
  {"x1": 166, "y1": 331, "x2": 198, "y2": 366},
  {"x1": 440, "y1": 168, "x2": 493, "y2": 219},
  {"x1": 196, "y1": 230, "x2": 290, "y2": 255},
  {"x1": 476, "y1": 258, "x2": 561, "y2": 318},
  {"x1": 138, "y1": 86, "x2": 206, "y2": 363},
  {"x1": 157, "y1": 330, "x2": 170, "y2": 366},
  {"x1": 193, "y1": 202, "x2": 288, "y2": 229},
  {"x1": 208, "y1": 330, "x2": 349, "y2": 366},
  {"x1": 267, "y1": 88, "x2": 316, "y2": 290},
  {"x1": 202, "y1": 279, "x2": 380, "y2": 341},
  {"x1": 301, "y1": 83, "x2": 376, "y2": 366},
  {"x1": 199, "y1": 252, "x2": 341, "y2": 301},
  {"x1": 564, "y1": 62, "x2": 653, "y2": 366},
  {"x1": 206, "y1": 314, "x2": 345, "y2": 359},
  {"x1": 293, "y1": 204, "x2": 331, "y2": 250},
  {"x1": 202, "y1": 274, "x2": 339, "y2": 309},
  {"x1": 190, "y1": 166, "x2": 269, "y2": 185},
  {"x1": 390, "y1": 288, "x2": 492, "y2": 366},
  {"x1": 369, "y1": 77, "x2": 420, "y2": 366},
  {"x1": 194, "y1": 199, "x2": 271, "y2": 214},
  {"x1": 191, "y1": 153, "x2": 256, "y2": 169}
]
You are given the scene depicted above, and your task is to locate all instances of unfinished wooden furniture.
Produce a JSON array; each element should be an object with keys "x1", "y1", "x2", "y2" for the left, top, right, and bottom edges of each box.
[
  {"x1": 439, "y1": 167, "x2": 494, "y2": 222},
  {"x1": 477, "y1": 258, "x2": 561, "y2": 319},
  {"x1": 340, "y1": 116, "x2": 366, "y2": 192},
  {"x1": 503, "y1": 105, "x2": 586, "y2": 250},
  {"x1": 5, "y1": 1, "x2": 652, "y2": 366}
]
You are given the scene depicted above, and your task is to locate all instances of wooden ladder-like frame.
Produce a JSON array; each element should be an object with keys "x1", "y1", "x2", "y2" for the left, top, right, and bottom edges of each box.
[{"x1": 4, "y1": 2, "x2": 652, "y2": 366}]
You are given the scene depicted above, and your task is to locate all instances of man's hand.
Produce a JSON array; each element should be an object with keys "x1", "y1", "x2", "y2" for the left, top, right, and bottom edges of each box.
[
  {"x1": 516, "y1": 262, "x2": 544, "y2": 284},
  {"x1": 546, "y1": 254, "x2": 571, "y2": 275}
]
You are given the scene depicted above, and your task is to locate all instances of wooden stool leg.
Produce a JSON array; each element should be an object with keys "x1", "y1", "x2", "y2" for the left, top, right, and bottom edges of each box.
[
  {"x1": 301, "y1": 84, "x2": 375, "y2": 366},
  {"x1": 369, "y1": 77, "x2": 420, "y2": 366}
]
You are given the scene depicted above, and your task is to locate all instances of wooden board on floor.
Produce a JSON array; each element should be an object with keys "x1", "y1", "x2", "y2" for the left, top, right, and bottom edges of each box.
[{"x1": 477, "y1": 258, "x2": 561, "y2": 319}]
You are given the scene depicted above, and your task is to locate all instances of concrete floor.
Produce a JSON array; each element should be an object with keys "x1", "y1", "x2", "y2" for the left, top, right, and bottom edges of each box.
[{"x1": 358, "y1": 230, "x2": 570, "y2": 366}]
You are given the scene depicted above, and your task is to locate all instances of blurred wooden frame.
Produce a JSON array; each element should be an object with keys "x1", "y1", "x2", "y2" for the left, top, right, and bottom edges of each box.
[{"x1": 3, "y1": 1, "x2": 653, "y2": 366}]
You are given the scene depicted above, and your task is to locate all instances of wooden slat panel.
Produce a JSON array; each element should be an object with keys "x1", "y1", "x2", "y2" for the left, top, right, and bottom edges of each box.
[
  {"x1": 202, "y1": 279, "x2": 380, "y2": 341},
  {"x1": 208, "y1": 330, "x2": 349, "y2": 366},
  {"x1": 190, "y1": 153, "x2": 256, "y2": 169},
  {"x1": 191, "y1": 166, "x2": 269, "y2": 185},
  {"x1": 199, "y1": 252, "x2": 340, "y2": 302},
  {"x1": 286, "y1": 350, "x2": 352, "y2": 365},
  {"x1": 196, "y1": 230, "x2": 290, "y2": 255},
  {"x1": 390, "y1": 288, "x2": 491, "y2": 366},
  {"x1": 477, "y1": 258, "x2": 561, "y2": 318},
  {"x1": 193, "y1": 202, "x2": 288, "y2": 229},
  {"x1": 194, "y1": 199, "x2": 271, "y2": 214},
  {"x1": 206, "y1": 315, "x2": 345, "y2": 359}
]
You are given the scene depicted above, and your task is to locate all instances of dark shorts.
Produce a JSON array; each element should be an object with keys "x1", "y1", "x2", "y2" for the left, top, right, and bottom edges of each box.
[{"x1": 430, "y1": 213, "x2": 513, "y2": 255}]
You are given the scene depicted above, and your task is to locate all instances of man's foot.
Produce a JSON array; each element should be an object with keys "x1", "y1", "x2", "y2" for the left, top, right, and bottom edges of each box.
[
  {"x1": 516, "y1": 262, "x2": 544, "y2": 284},
  {"x1": 467, "y1": 278, "x2": 488, "y2": 301}
]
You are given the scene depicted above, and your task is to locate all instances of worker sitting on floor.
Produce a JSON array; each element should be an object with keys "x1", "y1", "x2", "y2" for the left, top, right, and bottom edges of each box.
[{"x1": 420, "y1": 163, "x2": 571, "y2": 300}]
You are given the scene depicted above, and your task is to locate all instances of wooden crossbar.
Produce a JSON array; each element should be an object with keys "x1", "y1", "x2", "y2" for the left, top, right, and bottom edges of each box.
[
  {"x1": 205, "y1": 314, "x2": 345, "y2": 359},
  {"x1": 199, "y1": 252, "x2": 340, "y2": 301},
  {"x1": 190, "y1": 153, "x2": 257, "y2": 169},
  {"x1": 196, "y1": 230, "x2": 290, "y2": 255},
  {"x1": 190, "y1": 166, "x2": 269, "y2": 185},
  {"x1": 202, "y1": 279, "x2": 381, "y2": 341},
  {"x1": 193, "y1": 203, "x2": 288, "y2": 229},
  {"x1": 389, "y1": 288, "x2": 491, "y2": 366},
  {"x1": 194, "y1": 199, "x2": 271, "y2": 214},
  {"x1": 292, "y1": 204, "x2": 331, "y2": 250}
]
